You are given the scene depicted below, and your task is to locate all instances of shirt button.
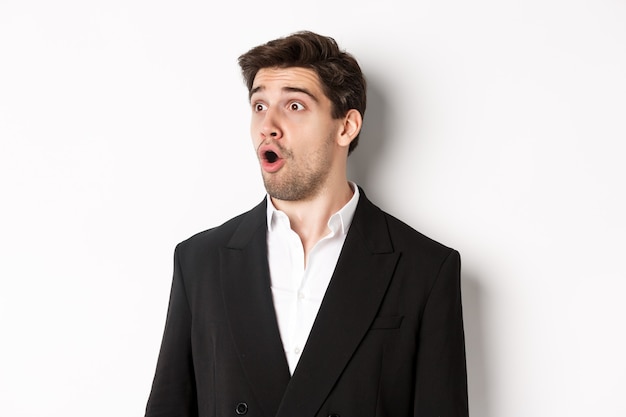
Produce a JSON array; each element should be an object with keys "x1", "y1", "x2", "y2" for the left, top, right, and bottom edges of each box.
[
  {"x1": 294, "y1": 346, "x2": 301, "y2": 354},
  {"x1": 298, "y1": 291, "x2": 305, "y2": 300},
  {"x1": 235, "y1": 402, "x2": 248, "y2": 415}
]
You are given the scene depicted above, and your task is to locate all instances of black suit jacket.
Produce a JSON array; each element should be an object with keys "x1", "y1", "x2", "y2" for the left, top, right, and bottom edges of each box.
[{"x1": 145, "y1": 189, "x2": 468, "y2": 417}]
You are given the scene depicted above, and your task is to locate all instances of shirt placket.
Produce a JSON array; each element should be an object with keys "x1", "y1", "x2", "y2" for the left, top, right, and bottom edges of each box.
[{"x1": 288, "y1": 228, "x2": 306, "y2": 362}]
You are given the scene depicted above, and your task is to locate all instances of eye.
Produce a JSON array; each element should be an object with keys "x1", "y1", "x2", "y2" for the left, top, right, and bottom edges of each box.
[
  {"x1": 253, "y1": 102, "x2": 267, "y2": 112},
  {"x1": 289, "y1": 102, "x2": 305, "y2": 111}
]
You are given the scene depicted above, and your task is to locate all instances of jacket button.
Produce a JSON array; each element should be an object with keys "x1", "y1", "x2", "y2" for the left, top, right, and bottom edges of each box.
[
  {"x1": 328, "y1": 414, "x2": 340, "y2": 417},
  {"x1": 235, "y1": 402, "x2": 248, "y2": 415}
]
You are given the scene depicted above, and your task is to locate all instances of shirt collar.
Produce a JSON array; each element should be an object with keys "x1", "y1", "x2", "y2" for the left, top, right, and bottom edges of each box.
[{"x1": 266, "y1": 182, "x2": 360, "y2": 236}]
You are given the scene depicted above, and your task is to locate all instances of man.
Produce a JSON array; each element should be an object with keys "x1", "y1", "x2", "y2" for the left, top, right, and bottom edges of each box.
[{"x1": 145, "y1": 31, "x2": 469, "y2": 417}]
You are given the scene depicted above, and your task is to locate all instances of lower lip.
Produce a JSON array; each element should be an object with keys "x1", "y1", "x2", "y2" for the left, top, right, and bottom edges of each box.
[{"x1": 261, "y1": 158, "x2": 285, "y2": 173}]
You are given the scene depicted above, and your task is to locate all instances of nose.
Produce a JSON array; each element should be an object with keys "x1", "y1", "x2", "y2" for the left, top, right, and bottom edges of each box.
[{"x1": 260, "y1": 109, "x2": 283, "y2": 140}]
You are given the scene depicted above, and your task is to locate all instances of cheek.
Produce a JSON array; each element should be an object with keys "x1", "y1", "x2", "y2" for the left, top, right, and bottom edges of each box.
[
  {"x1": 250, "y1": 125, "x2": 261, "y2": 151},
  {"x1": 250, "y1": 117, "x2": 261, "y2": 142},
  {"x1": 249, "y1": 115, "x2": 258, "y2": 134}
]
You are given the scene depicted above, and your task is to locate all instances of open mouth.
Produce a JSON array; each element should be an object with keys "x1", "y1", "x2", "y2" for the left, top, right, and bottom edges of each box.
[
  {"x1": 264, "y1": 150, "x2": 279, "y2": 163},
  {"x1": 258, "y1": 145, "x2": 284, "y2": 172}
]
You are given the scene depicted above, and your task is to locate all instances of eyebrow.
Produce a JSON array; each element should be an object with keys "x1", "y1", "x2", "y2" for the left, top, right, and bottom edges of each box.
[{"x1": 249, "y1": 86, "x2": 320, "y2": 103}]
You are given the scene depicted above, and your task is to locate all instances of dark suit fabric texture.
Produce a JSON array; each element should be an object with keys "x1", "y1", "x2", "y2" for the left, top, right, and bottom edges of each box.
[{"x1": 145, "y1": 189, "x2": 469, "y2": 417}]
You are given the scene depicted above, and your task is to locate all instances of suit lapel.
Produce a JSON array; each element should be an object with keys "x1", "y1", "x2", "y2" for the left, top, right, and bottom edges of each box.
[
  {"x1": 276, "y1": 191, "x2": 400, "y2": 417},
  {"x1": 220, "y1": 199, "x2": 291, "y2": 417}
]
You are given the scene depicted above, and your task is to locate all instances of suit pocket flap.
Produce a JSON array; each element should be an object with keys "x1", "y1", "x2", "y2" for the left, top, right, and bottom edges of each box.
[{"x1": 369, "y1": 315, "x2": 404, "y2": 329}]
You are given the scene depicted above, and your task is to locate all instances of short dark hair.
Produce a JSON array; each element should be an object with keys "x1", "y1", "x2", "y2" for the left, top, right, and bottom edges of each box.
[{"x1": 238, "y1": 30, "x2": 367, "y2": 154}]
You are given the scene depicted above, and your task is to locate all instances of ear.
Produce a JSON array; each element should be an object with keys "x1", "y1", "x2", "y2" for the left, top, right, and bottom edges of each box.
[{"x1": 337, "y1": 109, "x2": 362, "y2": 148}]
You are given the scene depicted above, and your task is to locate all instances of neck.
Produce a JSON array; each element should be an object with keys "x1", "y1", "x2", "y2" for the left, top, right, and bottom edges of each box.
[{"x1": 270, "y1": 179, "x2": 354, "y2": 260}]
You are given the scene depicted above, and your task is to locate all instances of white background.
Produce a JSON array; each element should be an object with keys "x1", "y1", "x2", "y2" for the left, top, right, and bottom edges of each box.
[{"x1": 1, "y1": 1, "x2": 625, "y2": 416}]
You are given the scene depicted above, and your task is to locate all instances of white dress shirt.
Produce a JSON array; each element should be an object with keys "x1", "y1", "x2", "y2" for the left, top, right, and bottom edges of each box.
[{"x1": 266, "y1": 183, "x2": 360, "y2": 375}]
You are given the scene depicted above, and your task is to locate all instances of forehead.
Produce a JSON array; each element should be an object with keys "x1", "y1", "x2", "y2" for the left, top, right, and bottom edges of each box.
[{"x1": 251, "y1": 67, "x2": 323, "y2": 94}]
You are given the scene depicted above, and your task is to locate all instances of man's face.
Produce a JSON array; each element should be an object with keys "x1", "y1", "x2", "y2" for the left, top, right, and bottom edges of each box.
[{"x1": 250, "y1": 67, "x2": 344, "y2": 202}]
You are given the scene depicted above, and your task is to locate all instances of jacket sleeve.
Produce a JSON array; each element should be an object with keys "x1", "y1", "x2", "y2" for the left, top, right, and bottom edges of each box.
[
  {"x1": 414, "y1": 249, "x2": 469, "y2": 416},
  {"x1": 145, "y1": 244, "x2": 199, "y2": 417}
]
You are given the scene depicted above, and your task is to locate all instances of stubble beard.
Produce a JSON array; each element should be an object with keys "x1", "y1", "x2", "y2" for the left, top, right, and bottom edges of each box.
[{"x1": 261, "y1": 136, "x2": 335, "y2": 202}]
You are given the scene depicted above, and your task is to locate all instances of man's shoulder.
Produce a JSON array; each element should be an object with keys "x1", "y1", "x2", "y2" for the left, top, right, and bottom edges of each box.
[
  {"x1": 359, "y1": 194, "x2": 456, "y2": 258},
  {"x1": 383, "y1": 209, "x2": 454, "y2": 253},
  {"x1": 176, "y1": 198, "x2": 266, "y2": 252}
]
